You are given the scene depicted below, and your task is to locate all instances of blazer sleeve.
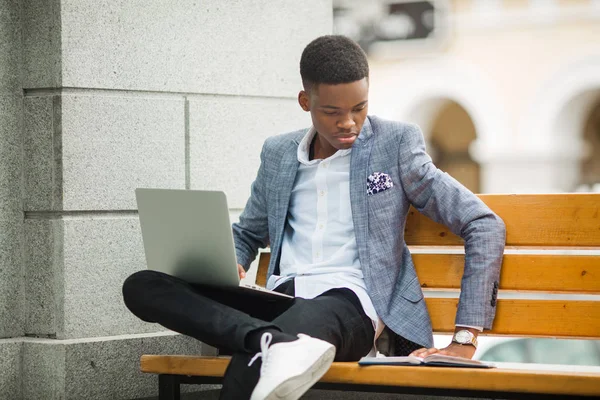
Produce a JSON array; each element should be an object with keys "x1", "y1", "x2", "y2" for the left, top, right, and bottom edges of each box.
[
  {"x1": 397, "y1": 124, "x2": 506, "y2": 329},
  {"x1": 232, "y1": 141, "x2": 271, "y2": 270}
]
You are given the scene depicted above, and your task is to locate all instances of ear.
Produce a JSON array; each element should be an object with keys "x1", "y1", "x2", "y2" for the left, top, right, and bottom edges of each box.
[{"x1": 298, "y1": 90, "x2": 310, "y2": 112}]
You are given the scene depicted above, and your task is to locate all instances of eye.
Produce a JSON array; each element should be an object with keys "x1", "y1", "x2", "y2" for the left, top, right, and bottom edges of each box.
[{"x1": 323, "y1": 110, "x2": 337, "y2": 115}]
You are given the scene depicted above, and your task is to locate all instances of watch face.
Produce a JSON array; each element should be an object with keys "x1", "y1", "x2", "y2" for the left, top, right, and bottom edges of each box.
[{"x1": 455, "y1": 330, "x2": 471, "y2": 343}]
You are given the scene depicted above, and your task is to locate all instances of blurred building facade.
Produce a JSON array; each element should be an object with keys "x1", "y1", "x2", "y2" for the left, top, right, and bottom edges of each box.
[{"x1": 334, "y1": 0, "x2": 600, "y2": 194}]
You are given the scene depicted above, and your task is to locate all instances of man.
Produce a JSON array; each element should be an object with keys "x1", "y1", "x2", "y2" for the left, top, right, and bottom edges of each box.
[{"x1": 123, "y1": 35, "x2": 505, "y2": 400}]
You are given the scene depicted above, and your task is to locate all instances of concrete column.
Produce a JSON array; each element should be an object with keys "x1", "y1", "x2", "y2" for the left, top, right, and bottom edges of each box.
[{"x1": 18, "y1": 0, "x2": 332, "y2": 399}]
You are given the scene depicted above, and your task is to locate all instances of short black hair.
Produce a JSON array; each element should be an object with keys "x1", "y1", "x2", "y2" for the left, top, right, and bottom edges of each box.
[{"x1": 300, "y1": 35, "x2": 369, "y2": 91}]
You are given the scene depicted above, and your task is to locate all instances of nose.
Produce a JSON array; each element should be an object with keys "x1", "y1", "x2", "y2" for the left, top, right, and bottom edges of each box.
[{"x1": 337, "y1": 114, "x2": 356, "y2": 131}]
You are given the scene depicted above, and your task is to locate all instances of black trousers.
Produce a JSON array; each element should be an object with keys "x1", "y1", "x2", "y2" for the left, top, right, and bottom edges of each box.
[{"x1": 122, "y1": 270, "x2": 375, "y2": 399}]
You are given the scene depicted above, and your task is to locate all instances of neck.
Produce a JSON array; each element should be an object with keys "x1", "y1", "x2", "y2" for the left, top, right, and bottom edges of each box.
[{"x1": 311, "y1": 133, "x2": 336, "y2": 160}]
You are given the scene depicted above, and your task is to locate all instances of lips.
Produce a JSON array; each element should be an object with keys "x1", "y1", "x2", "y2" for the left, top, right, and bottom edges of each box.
[
  {"x1": 336, "y1": 134, "x2": 358, "y2": 144},
  {"x1": 335, "y1": 132, "x2": 359, "y2": 139}
]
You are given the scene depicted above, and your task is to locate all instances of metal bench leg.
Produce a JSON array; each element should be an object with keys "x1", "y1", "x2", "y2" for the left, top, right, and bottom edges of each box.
[{"x1": 158, "y1": 374, "x2": 181, "y2": 400}]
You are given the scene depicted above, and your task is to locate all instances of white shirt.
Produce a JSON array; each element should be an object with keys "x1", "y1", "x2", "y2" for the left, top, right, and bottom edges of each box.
[{"x1": 266, "y1": 127, "x2": 379, "y2": 331}]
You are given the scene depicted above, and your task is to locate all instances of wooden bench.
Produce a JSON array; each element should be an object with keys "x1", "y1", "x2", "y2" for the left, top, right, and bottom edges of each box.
[{"x1": 140, "y1": 193, "x2": 600, "y2": 399}]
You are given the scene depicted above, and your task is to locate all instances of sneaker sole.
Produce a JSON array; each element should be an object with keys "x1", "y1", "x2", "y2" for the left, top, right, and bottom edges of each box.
[{"x1": 265, "y1": 345, "x2": 335, "y2": 400}]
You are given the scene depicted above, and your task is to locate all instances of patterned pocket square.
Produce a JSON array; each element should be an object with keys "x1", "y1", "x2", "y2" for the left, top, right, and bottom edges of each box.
[{"x1": 367, "y1": 172, "x2": 394, "y2": 195}]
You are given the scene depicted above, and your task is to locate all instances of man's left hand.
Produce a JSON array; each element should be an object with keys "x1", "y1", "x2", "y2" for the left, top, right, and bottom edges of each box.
[{"x1": 409, "y1": 342, "x2": 476, "y2": 360}]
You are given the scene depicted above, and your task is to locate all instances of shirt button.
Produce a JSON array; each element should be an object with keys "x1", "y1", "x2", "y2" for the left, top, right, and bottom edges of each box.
[
  {"x1": 320, "y1": 191, "x2": 325, "y2": 196},
  {"x1": 319, "y1": 224, "x2": 324, "y2": 230}
]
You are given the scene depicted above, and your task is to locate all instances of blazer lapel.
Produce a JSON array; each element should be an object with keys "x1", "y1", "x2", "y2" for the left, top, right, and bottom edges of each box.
[
  {"x1": 270, "y1": 139, "x2": 300, "y2": 271},
  {"x1": 350, "y1": 117, "x2": 374, "y2": 262}
]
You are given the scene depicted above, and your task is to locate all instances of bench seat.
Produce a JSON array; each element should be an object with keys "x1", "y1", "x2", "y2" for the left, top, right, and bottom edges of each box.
[{"x1": 141, "y1": 355, "x2": 600, "y2": 399}]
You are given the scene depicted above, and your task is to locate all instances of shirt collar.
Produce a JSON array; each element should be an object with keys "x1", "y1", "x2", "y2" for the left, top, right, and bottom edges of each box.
[{"x1": 297, "y1": 127, "x2": 352, "y2": 166}]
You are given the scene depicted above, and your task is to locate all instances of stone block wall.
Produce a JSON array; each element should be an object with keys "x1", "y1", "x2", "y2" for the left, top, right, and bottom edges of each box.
[
  {"x1": 0, "y1": 0, "x2": 332, "y2": 398},
  {"x1": 0, "y1": 0, "x2": 24, "y2": 339},
  {"x1": 0, "y1": 0, "x2": 25, "y2": 398}
]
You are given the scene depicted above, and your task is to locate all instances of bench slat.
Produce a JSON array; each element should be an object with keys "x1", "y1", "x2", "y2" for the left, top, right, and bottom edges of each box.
[
  {"x1": 257, "y1": 253, "x2": 600, "y2": 292},
  {"x1": 140, "y1": 355, "x2": 600, "y2": 397},
  {"x1": 427, "y1": 298, "x2": 600, "y2": 338},
  {"x1": 415, "y1": 253, "x2": 600, "y2": 292},
  {"x1": 142, "y1": 355, "x2": 229, "y2": 377},
  {"x1": 405, "y1": 193, "x2": 600, "y2": 247}
]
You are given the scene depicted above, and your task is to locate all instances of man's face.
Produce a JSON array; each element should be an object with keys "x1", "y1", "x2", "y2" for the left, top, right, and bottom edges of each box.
[{"x1": 298, "y1": 78, "x2": 369, "y2": 154}]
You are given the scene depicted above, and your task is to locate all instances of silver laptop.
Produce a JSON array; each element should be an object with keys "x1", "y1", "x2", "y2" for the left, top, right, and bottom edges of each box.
[{"x1": 135, "y1": 188, "x2": 292, "y2": 299}]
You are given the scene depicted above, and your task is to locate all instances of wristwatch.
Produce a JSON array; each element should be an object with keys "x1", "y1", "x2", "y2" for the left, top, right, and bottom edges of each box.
[{"x1": 452, "y1": 330, "x2": 478, "y2": 348}]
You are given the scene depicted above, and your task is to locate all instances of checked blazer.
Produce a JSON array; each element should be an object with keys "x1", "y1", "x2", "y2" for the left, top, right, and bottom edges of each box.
[{"x1": 233, "y1": 115, "x2": 506, "y2": 349}]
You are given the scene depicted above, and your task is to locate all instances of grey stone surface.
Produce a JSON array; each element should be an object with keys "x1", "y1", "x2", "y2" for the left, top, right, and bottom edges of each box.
[
  {"x1": 0, "y1": 339, "x2": 22, "y2": 400},
  {"x1": 22, "y1": 333, "x2": 215, "y2": 400},
  {"x1": 24, "y1": 219, "x2": 61, "y2": 336},
  {"x1": 0, "y1": 98, "x2": 24, "y2": 340},
  {"x1": 189, "y1": 96, "x2": 310, "y2": 208},
  {"x1": 22, "y1": 339, "x2": 65, "y2": 400},
  {"x1": 0, "y1": 96, "x2": 23, "y2": 217},
  {"x1": 25, "y1": 216, "x2": 165, "y2": 339},
  {"x1": 23, "y1": 96, "x2": 58, "y2": 211},
  {"x1": 61, "y1": 216, "x2": 153, "y2": 338},
  {"x1": 0, "y1": 0, "x2": 22, "y2": 95},
  {"x1": 0, "y1": 97, "x2": 24, "y2": 343},
  {"x1": 22, "y1": 0, "x2": 61, "y2": 89},
  {"x1": 24, "y1": 94, "x2": 186, "y2": 211},
  {"x1": 52, "y1": 0, "x2": 332, "y2": 97},
  {"x1": 0, "y1": 219, "x2": 23, "y2": 339}
]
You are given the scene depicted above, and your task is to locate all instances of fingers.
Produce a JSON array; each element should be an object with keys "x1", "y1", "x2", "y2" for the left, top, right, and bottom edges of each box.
[
  {"x1": 440, "y1": 343, "x2": 476, "y2": 359},
  {"x1": 409, "y1": 347, "x2": 440, "y2": 358},
  {"x1": 410, "y1": 345, "x2": 474, "y2": 359},
  {"x1": 237, "y1": 264, "x2": 246, "y2": 279}
]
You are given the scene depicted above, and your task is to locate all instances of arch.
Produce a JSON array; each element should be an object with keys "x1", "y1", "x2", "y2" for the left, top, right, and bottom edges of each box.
[
  {"x1": 428, "y1": 101, "x2": 481, "y2": 192},
  {"x1": 369, "y1": 58, "x2": 509, "y2": 149},
  {"x1": 522, "y1": 56, "x2": 600, "y2": 155},
  {"x1": 521, "y1": 56, "x2": 600, "y2": 191},
  {"x1": 578, "y1": 99, "x2": 600, "y2": 191}
]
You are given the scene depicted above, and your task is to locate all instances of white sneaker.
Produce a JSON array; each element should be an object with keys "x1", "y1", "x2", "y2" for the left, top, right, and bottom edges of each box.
[{"x1": 248, "y1": 332, "x2": 336, "y2": 400}]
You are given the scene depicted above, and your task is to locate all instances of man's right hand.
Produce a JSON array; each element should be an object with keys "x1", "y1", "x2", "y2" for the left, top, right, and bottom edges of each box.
[{"x1": 237, "y1": 264, "x2": 246, "y2": 280}]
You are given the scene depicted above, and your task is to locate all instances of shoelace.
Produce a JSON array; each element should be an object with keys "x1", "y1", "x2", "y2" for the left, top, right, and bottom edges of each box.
[{"x1": 248, "y1": 332, "x2": 273, "y2": 368}]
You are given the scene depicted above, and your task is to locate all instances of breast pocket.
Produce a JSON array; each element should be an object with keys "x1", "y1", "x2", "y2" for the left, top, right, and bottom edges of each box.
[{"x1": 368, "y1": 185, "x2": 399, "y2": 210}]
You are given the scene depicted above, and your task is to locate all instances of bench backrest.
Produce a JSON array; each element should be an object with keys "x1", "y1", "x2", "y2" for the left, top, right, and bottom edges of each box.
[{"x1": 256, "y1": 193, "x2": 600, "y2": 339}]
